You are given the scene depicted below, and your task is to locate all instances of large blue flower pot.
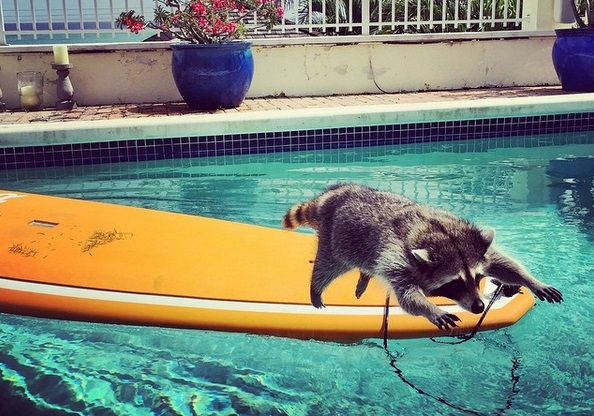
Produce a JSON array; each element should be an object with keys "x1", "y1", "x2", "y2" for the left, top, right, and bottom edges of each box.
[
  {"x1": 552, "y1": 28, "x2": 594, "y2": 92},
  {"x1": 170, "y1": 42, "x2": 254, "y2": 110}
]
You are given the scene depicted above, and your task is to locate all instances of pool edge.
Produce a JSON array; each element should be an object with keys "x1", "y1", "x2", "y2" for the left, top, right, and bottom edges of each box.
[{"x1": 1, "y1": 93, "x2": 594, "y2": 147}]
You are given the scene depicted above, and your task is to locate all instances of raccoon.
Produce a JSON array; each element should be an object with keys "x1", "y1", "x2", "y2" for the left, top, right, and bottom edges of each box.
[{"x1": 282, "y1": 184, "x2": 563, "y2": 330}]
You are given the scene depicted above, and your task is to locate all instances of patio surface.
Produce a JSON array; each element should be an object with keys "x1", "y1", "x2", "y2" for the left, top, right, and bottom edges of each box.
[{"x1": 0, "y1": 86, "x2": 570, "y2": 126}]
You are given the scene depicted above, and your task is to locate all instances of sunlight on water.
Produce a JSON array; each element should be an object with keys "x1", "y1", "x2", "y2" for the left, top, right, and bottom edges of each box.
[{"x1": 0, "y1": 133, "x2": 593, "y2": 415}]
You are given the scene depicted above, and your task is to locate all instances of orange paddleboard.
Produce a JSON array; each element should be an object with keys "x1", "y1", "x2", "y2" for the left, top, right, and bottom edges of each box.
[{"x1": 0, "y1": 191, "x2": 534, "y2": 341}]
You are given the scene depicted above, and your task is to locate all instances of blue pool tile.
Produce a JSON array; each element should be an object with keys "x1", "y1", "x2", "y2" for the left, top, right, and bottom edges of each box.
[{"x1": 2, "y1": 112, "x2": 594, "y2": 170}]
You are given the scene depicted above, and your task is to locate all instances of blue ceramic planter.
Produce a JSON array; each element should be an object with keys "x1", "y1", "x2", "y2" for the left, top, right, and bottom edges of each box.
[
  {"x1": 552, "y1": 28, "x2": 594, "y2": 92},
  {"x1": 170, "y1": 42, "x2": 254, "y2": 110}
]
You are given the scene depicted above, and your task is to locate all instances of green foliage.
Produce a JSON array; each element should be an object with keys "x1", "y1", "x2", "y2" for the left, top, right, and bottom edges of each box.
[{"x1": 571, "y1": 0, "x2": 594, "y2": 28}]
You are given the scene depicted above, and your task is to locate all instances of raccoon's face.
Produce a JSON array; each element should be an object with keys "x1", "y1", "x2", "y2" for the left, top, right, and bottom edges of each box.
[
  {"x1": 412, "y1": 248, "x2": 487, "y2": 314},
  {"x1": 427, "y1": 265, "x2": 486, "y2": 314},
  {"x1": 409, "y1": 225, "x2": 495, "y2": 314}
]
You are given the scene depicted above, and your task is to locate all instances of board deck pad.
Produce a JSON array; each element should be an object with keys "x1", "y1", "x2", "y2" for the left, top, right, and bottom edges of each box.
[{"x1": 0, "y1": 191, "x2": 535, "y2": 341}]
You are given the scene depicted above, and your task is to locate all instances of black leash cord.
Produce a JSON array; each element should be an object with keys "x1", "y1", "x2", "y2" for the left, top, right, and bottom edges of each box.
[
  {"x1": 431, "y1": 282, "x2": 506, "y2": 345},
  {"x1": 380, "y1": 283, "x2": 513, "y2": 416},
  {"x1": 382, "y1": 294, "x2": 390, "y2": 349},
  {"x1": 384, "y1": 346, "x2": 483, "y2": 415},
  {"x1": 382, "y1": 283, "x2": 505, "y2": 346}
]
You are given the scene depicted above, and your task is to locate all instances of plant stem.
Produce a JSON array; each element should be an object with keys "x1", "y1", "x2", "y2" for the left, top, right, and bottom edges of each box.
[{"x1": 571, "y1": 0, "x2": 587, "y2": 27}]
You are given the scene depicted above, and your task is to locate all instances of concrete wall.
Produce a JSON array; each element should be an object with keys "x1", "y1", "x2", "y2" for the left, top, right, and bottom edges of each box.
[{"x1": 0, "y1": 35, "x2": 560, "y2": 110}]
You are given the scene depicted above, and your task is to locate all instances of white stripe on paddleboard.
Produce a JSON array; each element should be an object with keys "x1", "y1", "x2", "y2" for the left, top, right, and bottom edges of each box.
[{"x1": 0, "y1": 277, "x2": 514, "y2": 316}]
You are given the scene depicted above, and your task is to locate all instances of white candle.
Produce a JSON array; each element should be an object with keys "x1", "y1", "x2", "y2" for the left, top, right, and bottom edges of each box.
[
  {"x1": 21, "y1": 94, "x2": 41, "y2": 108},
  {"x1": 20, "y1": 85, "x2": 41, "y2": 109},
  {"x1": 20, "y1": 85, "x2": 37, "y2": 96},
  {"x1": 53, "y1": 45, "x2": 69, "y2": 65}
]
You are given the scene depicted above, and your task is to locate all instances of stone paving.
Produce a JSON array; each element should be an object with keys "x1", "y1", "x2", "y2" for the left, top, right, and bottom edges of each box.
[{"x1": 0, "y1": 86, "x2": 569, "y2": 126}]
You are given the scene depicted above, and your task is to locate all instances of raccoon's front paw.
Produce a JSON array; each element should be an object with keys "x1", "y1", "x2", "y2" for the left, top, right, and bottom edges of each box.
[
  {"x1": 534, "y1": 286, "x2": 563, "y2": 303},
  {"x1": 430, "y1": 313, "x2": 460, "y2": 331}
]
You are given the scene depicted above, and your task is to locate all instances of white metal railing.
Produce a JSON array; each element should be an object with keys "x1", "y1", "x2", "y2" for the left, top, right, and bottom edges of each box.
[
  {"x1": 1, "y1": 0, "x2": 524, "y2": 45},
  {"x1": 0, "y1": 0, "x2": 157, "y2": 44},
  {"x1": 276, "y1": 0, "x2": 523, "y2": 36}
]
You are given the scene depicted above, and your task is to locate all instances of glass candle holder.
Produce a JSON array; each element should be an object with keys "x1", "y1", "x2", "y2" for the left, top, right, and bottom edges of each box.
[{"x1": 17, "y1": 71, "x2": 44, "y2": 110}]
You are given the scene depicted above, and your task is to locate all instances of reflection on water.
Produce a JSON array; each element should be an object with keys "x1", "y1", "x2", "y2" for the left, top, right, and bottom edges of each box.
[
  {"x1": 0, "y1": 133, "x2": 593, "y2": 415},
  {"x1": 547, "y1": 156, "x2": 594, "y2": 241}
]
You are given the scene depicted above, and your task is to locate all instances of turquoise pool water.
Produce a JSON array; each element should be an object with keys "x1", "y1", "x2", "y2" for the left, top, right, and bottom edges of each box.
[{"x1": 0, "y1": 133, "x2": 593, "y2": 415}]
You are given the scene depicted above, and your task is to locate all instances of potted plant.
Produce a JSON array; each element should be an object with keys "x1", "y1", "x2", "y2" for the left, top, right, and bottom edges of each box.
[
  {"x1": 117, "y1": 0, "x2": 283, "y2": 110},
  {"x1": 552, "y1": 0, "x2": 594, "y2": 92}
]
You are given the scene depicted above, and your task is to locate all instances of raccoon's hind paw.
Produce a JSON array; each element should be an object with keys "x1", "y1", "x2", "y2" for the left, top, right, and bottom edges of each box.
[
  {"x1": 355, "y1": 273, "x2": 371, "y2": 299},
  {"x1": 534, "y1": 286, "x2": 563, "y2": 303},
  {"x1": 311, "y1": 293, "x2": 326, "y2": 309},
  {"x1": 432, "y1": 313, "x2": 460, "y2": 331}
]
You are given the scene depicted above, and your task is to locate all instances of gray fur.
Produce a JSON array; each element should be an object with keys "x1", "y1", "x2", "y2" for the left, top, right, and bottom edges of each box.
[{"x1": 283, "y1": 184, "x2": 563, "y2": 330}]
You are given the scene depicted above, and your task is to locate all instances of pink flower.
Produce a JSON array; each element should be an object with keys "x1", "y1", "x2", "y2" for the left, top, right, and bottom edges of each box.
[
  {"x1": 198, "y1": 17, "x2": 209, "y2": 29},
  {"x1": 276, "y1": 6, "x2": 284, "y2": 19},
  {"x1": 211, "y1": 0, "x2": 228, "y2": 11},
  {"x1": 191, "y1": 1, "x2": 207, "y2": 16},
  {"x1": 123, "y1": 17, "x2": 144, "y2": 34},
  {"x1": 117, "y1": 0, "x2": 283, "y2": 44},
  {"x1": 225, "y1": 22, "x2": 237, "y2": 34}
]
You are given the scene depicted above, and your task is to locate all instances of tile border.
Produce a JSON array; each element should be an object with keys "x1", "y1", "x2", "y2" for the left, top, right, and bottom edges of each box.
[{"x1": 1, "y1": 111, "x2": 594, "y2": 170}]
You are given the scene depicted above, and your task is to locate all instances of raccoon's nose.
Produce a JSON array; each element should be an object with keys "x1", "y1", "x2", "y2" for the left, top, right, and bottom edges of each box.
[{"x1": 471, "y1": 299, "x2": 485, "y2": 314}]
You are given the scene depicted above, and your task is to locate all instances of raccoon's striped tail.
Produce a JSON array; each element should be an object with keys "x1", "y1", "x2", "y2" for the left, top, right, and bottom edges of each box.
[{"x1": 282, "y1": 201, "x2": 317, "y2": 230}]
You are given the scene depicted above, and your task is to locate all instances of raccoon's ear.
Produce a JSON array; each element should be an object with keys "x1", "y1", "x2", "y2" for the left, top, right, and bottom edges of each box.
[
  {"x1": 481, "y1": 228, "x2": 496, "y2": 246},
  {"x1": 411, "y1": 248, "x2": 431, "y2": 265}
]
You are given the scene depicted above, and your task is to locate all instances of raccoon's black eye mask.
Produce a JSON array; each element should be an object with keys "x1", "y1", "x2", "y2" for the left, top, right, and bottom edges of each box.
[
  {"x1": 431, "y1": 274, "x2": 485, "y2": 299},
  {"x1": 430, "y1": 278, "x2": 466, "y2": 300}
]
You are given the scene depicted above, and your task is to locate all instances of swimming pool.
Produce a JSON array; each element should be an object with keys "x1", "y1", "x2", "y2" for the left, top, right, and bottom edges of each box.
[{"x1": 0, "y1": 128, "x2": 593, "y2": 415}]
